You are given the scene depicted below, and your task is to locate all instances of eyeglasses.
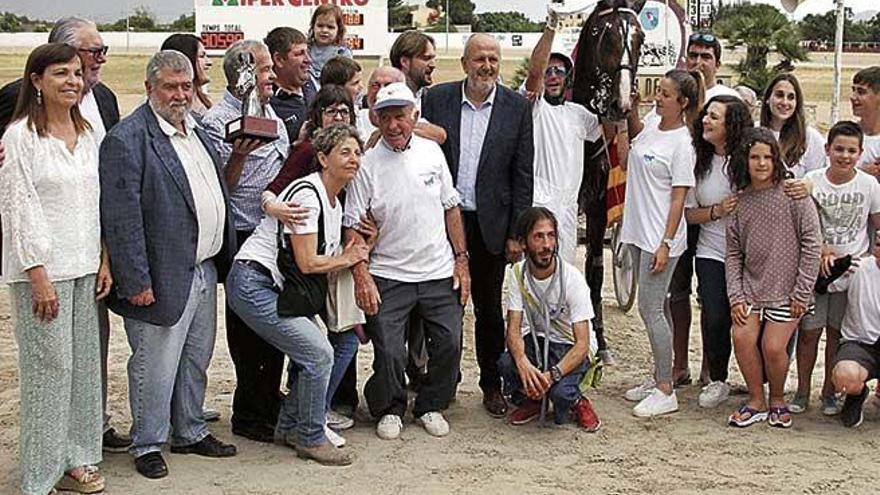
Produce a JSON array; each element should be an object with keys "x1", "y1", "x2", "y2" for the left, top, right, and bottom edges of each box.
[
  {"x1": 545, "y1": 66, "x2": 569, "y2": 77},
  {"x1": 688, "y1": 33, "x2": 716, "y2": 45},
  {"x1": 78, "y1": 46, "x2": 109, "y2": 58},
  {"x1": 322, "y1": 107, "x2": 351, "y2": 118}
]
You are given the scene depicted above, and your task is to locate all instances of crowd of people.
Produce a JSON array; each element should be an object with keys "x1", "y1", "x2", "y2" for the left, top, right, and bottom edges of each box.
[{"x1": 0, "y1": 5, "x2": 880, "y2": 494}]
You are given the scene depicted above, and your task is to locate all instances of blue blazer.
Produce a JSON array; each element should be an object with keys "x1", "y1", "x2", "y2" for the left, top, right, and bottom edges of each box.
[
  {"x1": 421, "y1": 80, "x2": 534, "y2": 255},
  {"x1": 99, "y1": 103, "x2": 236, "y2": 326}
]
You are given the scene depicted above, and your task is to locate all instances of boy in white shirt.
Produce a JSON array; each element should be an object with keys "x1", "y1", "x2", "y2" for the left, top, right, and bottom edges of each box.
[{"x1": 851, "y1": 67, "x2": 880, "y2": 173}]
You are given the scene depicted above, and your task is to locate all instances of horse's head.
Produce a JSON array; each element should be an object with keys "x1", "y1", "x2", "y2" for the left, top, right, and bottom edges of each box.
[{"x1": 572, "y1": 0, "x2": 645, "y2": 121}]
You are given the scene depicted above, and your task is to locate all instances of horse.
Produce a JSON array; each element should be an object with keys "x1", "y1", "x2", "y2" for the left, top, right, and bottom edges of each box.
[{"x1": 571, "y1": 0, "x2": 645, "y2": 348}]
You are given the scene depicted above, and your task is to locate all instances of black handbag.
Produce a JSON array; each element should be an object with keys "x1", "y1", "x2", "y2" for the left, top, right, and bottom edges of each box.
[{"x1": 276, "y1": 181, "x2": 328, "y2": 317}]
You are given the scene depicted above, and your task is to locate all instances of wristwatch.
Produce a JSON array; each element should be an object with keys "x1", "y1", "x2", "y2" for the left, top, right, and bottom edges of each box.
[
  {"x1": 454, "y1": 251, "x2": 470, "y2": 260},
  {"x1": 662, "y1": 238, "x2": 675, "y2": 249},
  {"x1": 550, "y1": 365, "x2": 563, "y2": 383}
]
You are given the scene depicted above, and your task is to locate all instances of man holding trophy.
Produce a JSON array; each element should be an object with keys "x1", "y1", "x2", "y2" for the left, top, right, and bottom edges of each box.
[{"x1": 201, "y1": 39, "x2": 291, "y2": 444}]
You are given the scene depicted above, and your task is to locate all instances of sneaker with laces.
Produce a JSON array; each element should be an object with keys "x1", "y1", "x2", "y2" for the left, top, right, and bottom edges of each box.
[
  {"x1": 624, "y1": 379, "x2": 656, "y2": 402},
  {"x1": 508, "y1": 399, "x2": 542, "y2": 425},
  {"x1": 698, "y1": 381, "x2": 730, "y2": 409},
  {"x1": 324, "y1": 425, "x2": 346, "y2": 448},
  {"x1": 841, "y1": 388, "x2": 868, "y2": 428},
  {"x1": 416, "y1": 411, "x2": 450, "y2": 437},
  {"x1": 821, "y1": 394, "x2": 843, "y2": 416},
  {"x1": 327, "y1": 410, "x2": 355, "y2": 431},
  {"x1": 571, "y1": 398, "x2": 601, "y2": 432},
  {"x1": 376, "y1": 415, "x2": 403, "y2": 440},
  {"x1": 633, "y1": 389, "x2": 679, "y2": 418}
]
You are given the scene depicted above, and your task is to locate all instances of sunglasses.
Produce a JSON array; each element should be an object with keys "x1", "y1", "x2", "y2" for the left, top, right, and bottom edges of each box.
[
  {"x1": 689, "y1": 33, "x2": 716, "y2": 44},
  {"x1": 545, "y1": 66, "x2": 569, "y2": 77},
  {"x1": 322, "y1": 107, "x2": 351, "y2": 118},
  {"x1": 78, "y1": 46, "x2": 109, "y2": 57}
]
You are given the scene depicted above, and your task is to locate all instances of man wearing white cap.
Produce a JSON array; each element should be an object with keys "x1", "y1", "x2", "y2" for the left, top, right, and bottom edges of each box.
[{"x1": 344, "y1": 82, "x2": 470, "y2": 440}]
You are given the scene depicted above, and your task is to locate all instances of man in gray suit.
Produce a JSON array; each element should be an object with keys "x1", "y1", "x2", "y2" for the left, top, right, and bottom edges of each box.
[
  {"x1": 421, "y1": 34, "x2": 534, "y2": 418},
  {"x1": 100, "y1": 51, "x2": 237, "y2": 480}
]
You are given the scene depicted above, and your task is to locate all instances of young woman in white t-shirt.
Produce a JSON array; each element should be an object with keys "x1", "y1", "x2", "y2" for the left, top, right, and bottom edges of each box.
[
  {"x1": 620, "y1": 69, "x2": 703, "y2": 418},
  {"x1": 685, "y1": 95, "x2": 753, "y2": 409},
  {"x1": 760, "y1": 73, "x2": 826, "y2": 178}
]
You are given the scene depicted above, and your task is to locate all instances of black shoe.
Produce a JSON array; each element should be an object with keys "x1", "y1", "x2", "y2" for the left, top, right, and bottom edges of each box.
[
  {"x1": 103, "y1": 427, "x2": 132, "y2": 453},
  {"x1": 171, "y1": 434, "x2": 237, "y2": 457},
  {"x1": 134, "y1": 452, "x2": 168, "y2": 479},
  {"x1": 841, "y1": 388, "x2": 868, "y2": 428},
  {"x1": 482, "y1": 389, "x2": 508, "y2": 418},
  {"x1": 231, "y1": 423, "x2": 275, "y2": 443}
]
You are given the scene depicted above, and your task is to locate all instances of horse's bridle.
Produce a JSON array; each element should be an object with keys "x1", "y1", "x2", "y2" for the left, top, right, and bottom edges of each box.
[
  {"x1": 582, "y1": 6, "x2": 640, "y2": 117},
  {"x1": 593, "y1": 7, "x2": 640, "y2": 79}
]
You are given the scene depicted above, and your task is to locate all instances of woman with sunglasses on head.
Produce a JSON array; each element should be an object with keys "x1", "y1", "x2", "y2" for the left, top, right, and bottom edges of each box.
[
  {"x1": 0, "y1": 43, "x2": 111, "y2": 495},
  {"x1": 685, "y1": 95, "x2": 752, "y2": 409}
]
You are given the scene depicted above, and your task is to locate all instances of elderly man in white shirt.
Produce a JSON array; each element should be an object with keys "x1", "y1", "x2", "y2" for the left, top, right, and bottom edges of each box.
[{"x1": 345, "y1": 83, "x2": 470, "y2": 440}]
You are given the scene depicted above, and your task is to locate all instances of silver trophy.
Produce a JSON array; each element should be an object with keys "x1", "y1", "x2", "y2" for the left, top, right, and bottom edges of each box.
[{"x1": 224, "y1": 51, "x2": 278, "y2": 143}]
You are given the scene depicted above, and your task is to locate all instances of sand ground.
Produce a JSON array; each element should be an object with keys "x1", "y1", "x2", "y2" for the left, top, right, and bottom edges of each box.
[{"x1": 1, "y1": 249, "x2": 878, "y2": 495}]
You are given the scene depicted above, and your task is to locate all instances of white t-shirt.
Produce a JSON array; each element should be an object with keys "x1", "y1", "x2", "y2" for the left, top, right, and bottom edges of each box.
[
  {"x1": 686, "y1": 153, "x2": 733, "y2": 262},
  {"x1": 356, "y1": 107, "x2": 376, "y2": 141},
  {"x1": 770, "y1": 126, "x2": 826, "y2": 178},
  {"x1": 858, "y1": 134, "x2": 880, "y2": 169},
  {"x1": 79, "y1": 89, "x2": 106, "y2": 144},
  {"x1": 235, "y1": 172, "x2": 342, "y2": 288},
  {"x1": 620, "y1": 119, "x2": 696, "y2": 257},
  {"x1": 838, "y1": 257, "x2": 880, "y2": 344},
  {"x1": 506, "y1": 259, "x2": 597, "y2": 352},
  {"x1": 807, "y1": 168, "x2": 880, "y2": 258},
  {"x1": 344, "y1": 135, "x2": 460, "y2": 283}
]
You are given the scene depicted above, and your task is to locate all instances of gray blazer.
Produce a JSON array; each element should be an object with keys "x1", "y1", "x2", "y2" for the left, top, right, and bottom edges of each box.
[
  {"x1": 99, "y1": 103, "x2": 236, "y2": 326},
  {"x1": 421, "y1": 80, "x2": 534, "y2": 255}
]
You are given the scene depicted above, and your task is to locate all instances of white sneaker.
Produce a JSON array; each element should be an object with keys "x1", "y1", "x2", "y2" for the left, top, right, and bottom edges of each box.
[
  {"x1": 633, "y1": 389, "x2": 679, "y2": 418},
  {"x1": 327, "y1": 410, "x2": 355, "y2": 430},
  {"x1": 416, "y1": 411, "x2": 450, "y2": 437},
  {"x1": 698, "y1": 381, "x2": 730, "y2": 409},
  {"x1": 376, "y1": 414, "x2": 403, "y2": 440},
  {"x1": 624, "y1": 379, "x2": 656, "y2": 402},
  {"x1": 324, "y1": 425, "x2": 346, "y2": 447}
]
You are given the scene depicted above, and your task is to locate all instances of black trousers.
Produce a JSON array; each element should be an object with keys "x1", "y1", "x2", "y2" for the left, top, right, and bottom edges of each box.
[
  {"x1": 226, "y1": 229, "x2": 285, "y2": 429},
  {"x1": 582, "y1": 175, "x2": 608, "y2": 352},
  {"x1": 463, "y1": 212, "x2": 508, "y2": 393}
]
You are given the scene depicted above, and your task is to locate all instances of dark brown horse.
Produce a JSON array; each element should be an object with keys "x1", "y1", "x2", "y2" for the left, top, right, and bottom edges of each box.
[{"x1": 572, "y1": 0, "x2": 645, "y2": 351}]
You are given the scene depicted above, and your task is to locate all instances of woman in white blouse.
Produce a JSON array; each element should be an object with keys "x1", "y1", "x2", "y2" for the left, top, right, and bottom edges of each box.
[
  {"x1": 760, "y1": 73, "x2": 827, "y2": 178},
  {"x1": 0, "y1": 43, "x2": 111, "y2": 495}
]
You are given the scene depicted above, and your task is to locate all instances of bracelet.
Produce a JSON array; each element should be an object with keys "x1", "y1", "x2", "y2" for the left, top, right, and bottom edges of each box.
[
  {"x1": 454, "y1": 251, "x2": 470, "y2": 260},
  {"x1": 709, "y1": 204, "x2": 719, "y2": 221}
]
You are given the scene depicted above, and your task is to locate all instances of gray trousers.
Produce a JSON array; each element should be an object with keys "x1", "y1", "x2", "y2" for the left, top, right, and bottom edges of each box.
[
  {"x1": 364, "y1": 276, "x2": 463, "y2": 418},
  {"x1": 124, "y1": 261, "x2": 217, "y2": 458},
  {"x1": 631, "y1": 245, "x2": 680, "y2": 384},
  {"x1": 11, "y1": 276, "x2": 102, "y2": 495}
]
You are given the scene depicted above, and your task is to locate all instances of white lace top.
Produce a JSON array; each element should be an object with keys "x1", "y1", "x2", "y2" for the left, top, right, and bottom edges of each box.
[{"x1": 0, "y1": 119, "x2": 101, "y2": 283}]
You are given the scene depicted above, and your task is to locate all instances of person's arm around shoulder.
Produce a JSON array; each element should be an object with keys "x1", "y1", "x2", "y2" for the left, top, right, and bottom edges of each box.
[
  {"x1": 413, "y1": 120, "x2": 447, "y2": 144},
  {"x1": 99, "y1": 131, "x2": 154, "y2": 306}
]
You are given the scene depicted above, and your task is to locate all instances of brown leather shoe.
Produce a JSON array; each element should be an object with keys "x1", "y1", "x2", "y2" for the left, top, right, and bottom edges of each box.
[
  {"x1": 296, "y1": 441, "x2": 354, "y2": 466},
  {"x1": 482, "y1": 390, "x2": 508, "y2": 418}
]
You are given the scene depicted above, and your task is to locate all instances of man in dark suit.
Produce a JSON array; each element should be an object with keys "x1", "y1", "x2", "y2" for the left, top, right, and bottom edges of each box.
[
  {"x1": 100, "y1": 51, "x2": 237, "y2": 480},
  {"x1": 0, "y1": 16, "x2": 128, "y2": 452},
  {"x1": 421, "y1": 33, "x2": 534, "y2": 417}
]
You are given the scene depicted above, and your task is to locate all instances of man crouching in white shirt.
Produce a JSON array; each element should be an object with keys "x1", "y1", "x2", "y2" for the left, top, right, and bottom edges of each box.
[
  {"x1": 498, "y1": 207, "x2": 601, "y2": 430},
  {"x1": 832, "y1": 235, "x2": 880, "y2": 428},
  {"x1": 344, "y1": 82, "x2": 471, "y2": 440}
]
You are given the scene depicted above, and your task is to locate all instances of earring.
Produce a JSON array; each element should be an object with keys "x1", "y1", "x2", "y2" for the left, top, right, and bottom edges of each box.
[{"x1": 36, "y1": 89, "x2": 42, "y2": 106}]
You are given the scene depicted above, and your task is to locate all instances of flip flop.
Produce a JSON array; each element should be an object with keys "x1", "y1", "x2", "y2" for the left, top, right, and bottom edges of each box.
[
  {"x1": 728, "y1": 404, "x2": 769, "y2": 427},
  {"x1": 769, "y1": 405, "x2": 793, "y2": 428}
]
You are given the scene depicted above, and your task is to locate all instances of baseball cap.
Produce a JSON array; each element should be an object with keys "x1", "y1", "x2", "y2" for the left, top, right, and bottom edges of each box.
[{"x1": 373, "y1": 82, "x2": 417, "y2": 111}]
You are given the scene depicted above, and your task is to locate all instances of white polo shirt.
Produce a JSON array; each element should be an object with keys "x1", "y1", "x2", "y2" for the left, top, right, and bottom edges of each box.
[{"x1": 344, "y1": 135, "x2": 460, "y2": 283}]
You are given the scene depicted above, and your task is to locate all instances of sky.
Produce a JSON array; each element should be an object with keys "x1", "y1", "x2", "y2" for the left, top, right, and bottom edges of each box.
[{"x1": 0, "y1": 0, "x2": 874, "y2": 24}]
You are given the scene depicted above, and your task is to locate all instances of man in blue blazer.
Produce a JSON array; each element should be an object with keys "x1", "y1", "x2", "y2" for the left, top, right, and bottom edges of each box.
[
  {"x1": 99, "y1": 51, "x2": 237, "y2": 480},
  {"x1": 421, "y1": 34, "x2": 534, "y2": 418}
]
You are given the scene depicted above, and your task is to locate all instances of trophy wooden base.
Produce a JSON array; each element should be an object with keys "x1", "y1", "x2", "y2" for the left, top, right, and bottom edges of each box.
[{"x1": 224, "y1": 116, "x2": 279, "y2": 144}]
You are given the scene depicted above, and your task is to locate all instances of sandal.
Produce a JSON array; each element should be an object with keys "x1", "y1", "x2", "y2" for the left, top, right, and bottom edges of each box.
[
  {"x1": 673, "y1": 370, "x2": 692, "y2": 388},
  {"x1": 728, "y1": 404, "x2": 769, "y2": 427},
  {"x1": 54, "y1": 465, "x2": 104, "y2": 494},
  {"x1": 768, "y1": 405, "x2": 793, "y2": 429}
]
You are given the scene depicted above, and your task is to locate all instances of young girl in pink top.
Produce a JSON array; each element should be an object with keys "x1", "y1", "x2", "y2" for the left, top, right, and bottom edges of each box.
[{"x1": 725, "y1": 127, "x2": 821, "y2": 428}]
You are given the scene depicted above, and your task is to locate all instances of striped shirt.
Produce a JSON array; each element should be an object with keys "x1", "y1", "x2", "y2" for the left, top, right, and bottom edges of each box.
[{"x1": 201, "y1": 90, "x2": 289, "y2": 232}]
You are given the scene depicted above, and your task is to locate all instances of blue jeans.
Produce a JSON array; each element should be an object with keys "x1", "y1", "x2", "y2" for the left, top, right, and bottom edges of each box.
[
  {"x1": 498, "y1": 334, "x2": 588, "y2": 424},
  {"x1": 226, "y1": 261, "x2": 332, "y2": 447},
  {"x1": 124, "y1": 261, "x2": 217, "y2": 458},
  {"x1": 327, "y1": 330, "x2": 358, "y2": 409}
]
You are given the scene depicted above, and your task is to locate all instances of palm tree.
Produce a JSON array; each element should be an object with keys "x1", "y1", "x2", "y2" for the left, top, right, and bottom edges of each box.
[{"x1": 715, "y1": 3, "x2": 808, "y2": 92}]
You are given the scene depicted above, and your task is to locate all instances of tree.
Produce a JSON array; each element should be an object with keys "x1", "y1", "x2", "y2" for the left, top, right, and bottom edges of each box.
[
  {"x1": 799, "y1": 8, "x2": 873, "y2": 42},
  {"x1": 426, "y1": 0, "x2": 475, "y2": 26},
  {"x1": 170, "y1": 13, "x2": 195, "y2": 32},
  {"x1": 388, "y1": 0, "x2": 413, "y2": 31},
  {"x1": 472, "y1": 12, "x2": 543, "y2": 33},
  {"x1": 715, "y1": 3, "x2": 808, "y2": 92}
]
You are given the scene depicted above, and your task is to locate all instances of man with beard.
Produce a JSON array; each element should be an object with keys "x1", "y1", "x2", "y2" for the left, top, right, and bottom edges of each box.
[
  {"x1": 421, "y1": 33, "x2": 534, "y2": 418},
  {"x1": 498, "y1": 207, "x2": 601, "y2": 429},
  {"x1": 390, "y1": 30, "x2": 436, "y2": 110},
  {"x1": 99, "y1": 50, "x2": 238, "y2": 479}
]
